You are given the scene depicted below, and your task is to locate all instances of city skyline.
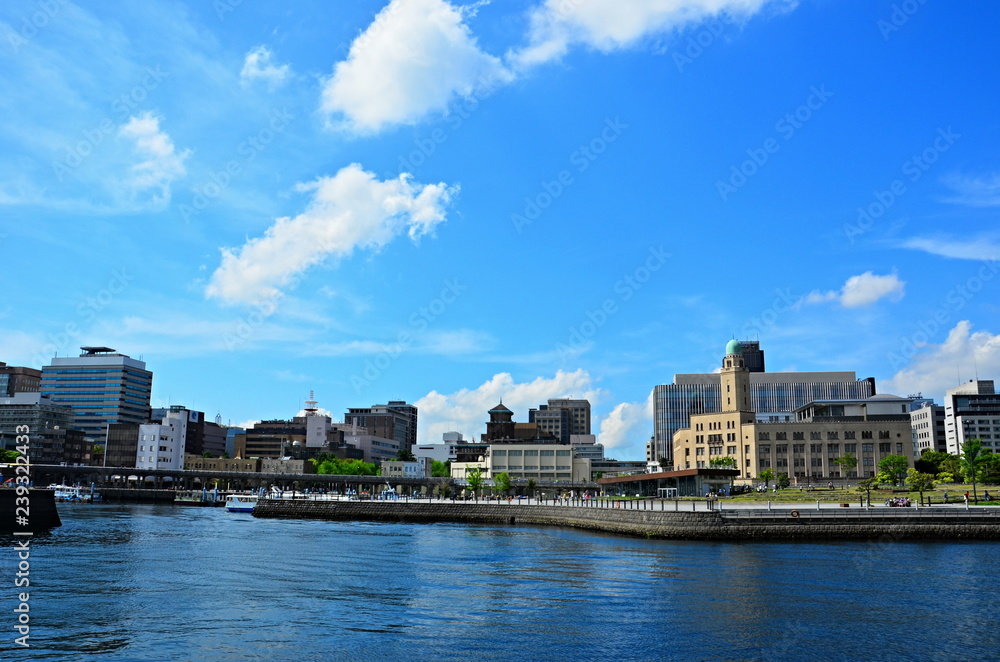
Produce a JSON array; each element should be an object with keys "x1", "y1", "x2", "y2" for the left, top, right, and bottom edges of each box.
[{"x1": 2, "y1": 1, "x2": 999, "y2": 461}]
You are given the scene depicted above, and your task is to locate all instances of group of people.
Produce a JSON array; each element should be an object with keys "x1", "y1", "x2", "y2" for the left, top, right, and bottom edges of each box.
[{"x1": 885, "y1": 496, "x2": 911, "y2": 507}]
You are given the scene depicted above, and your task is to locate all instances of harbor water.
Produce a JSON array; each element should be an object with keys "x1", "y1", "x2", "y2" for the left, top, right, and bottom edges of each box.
[{"x1": 2, "y1": 503, "x2": 998, "y2": 661}]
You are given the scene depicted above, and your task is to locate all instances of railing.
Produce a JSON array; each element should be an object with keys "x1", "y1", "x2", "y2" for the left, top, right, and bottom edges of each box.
[{"x1": 720, "y1": 507, "x2": 1000, "y2": 520}]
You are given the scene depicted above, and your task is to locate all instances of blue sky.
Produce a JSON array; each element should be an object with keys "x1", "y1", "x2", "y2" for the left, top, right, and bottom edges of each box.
[{"x1": 2, "y1": 0, "x2": 999, "y2": 459}]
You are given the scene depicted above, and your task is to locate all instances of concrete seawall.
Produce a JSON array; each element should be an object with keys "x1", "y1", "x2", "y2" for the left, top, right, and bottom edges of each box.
[
  {"x1": 253, "y1": 499, "x2": 1000, "y2": 541},
  {"x1": 0, "y1": 489, "x2": 62, "y2": 533}
]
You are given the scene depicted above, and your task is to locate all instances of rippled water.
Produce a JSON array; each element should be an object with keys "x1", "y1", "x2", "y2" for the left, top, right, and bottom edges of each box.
[{"x1": 2, "y1": 504, "x2": 998, "y2": 661}]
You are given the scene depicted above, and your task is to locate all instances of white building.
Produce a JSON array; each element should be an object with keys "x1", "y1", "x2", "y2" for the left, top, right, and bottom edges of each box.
[
  {"x1": 383, "y1": 458, "x2": 432, "y2": 478},
  {"x1": 944, "y1": 380, "x2": 1000, "y2": 453},
  {"x1": 911, "y1": 401, "x2": 946, "y2": 458},
  {"x1": 136, "y1": 409, "x2": 187, "y2": 470},
  {"x1": 451, "y1": 442, "x2": 591, "y2": 483}
]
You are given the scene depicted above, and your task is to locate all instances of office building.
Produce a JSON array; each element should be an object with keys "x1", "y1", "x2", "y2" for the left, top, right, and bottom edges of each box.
[
  {"x1": 0, "y1": 362, "x2": 41, "y2": 396},
  {"x1": 41, "y1": 347, "x2": 152, "y2": 445},
  {"x1": 529, "y1": 399, "x2": 592, "y2": 444},
  {"x1": 0, "y1": 392, "x2": 90, "y2": 465},
  {"x1": 451, "y1": 442, "x2": 591, "y2": 483},
  {"x1": 672, "y1": 341, "x2": 912, "y2": 481},
  {"x1": 651, "y1": 341, "x2": 875, "y2": 467},
  {"x1": 911, "y1": 401, "x2": 946, "y2": 457},
  {"x1": 105, "y1": 423, "x2": 141, "y2": 468},
  {"x1": 943, "y1": 380, "x2": 1000, "y2": 453},
  {"x1": 136, "y1": 409, "x2": 188, "y2": 471},
  {"x1": 345, "y1": 401, "x2": 418, "y2": 452}
]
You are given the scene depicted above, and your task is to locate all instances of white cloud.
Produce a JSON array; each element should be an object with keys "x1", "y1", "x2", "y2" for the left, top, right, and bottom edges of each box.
[
  {"x1": 882, "y1": 321, "x2": 1000, "y2": 400},
  {"x1": 118, "y1": 113, "x2": 190, "y2": 207},
  {"x1": 903, "y1": 237, "x2": 1000, "y2": 262},
  {"x1": 597, "y1": 391, "x2": 654, "y2": 453},
  {"x1": 941, "y1": 172, "x2": 1000, "y2": 208},
  {"x1": 206, "y1": 163, "x2": 458, "y2": 305},
  {"x1": 414, "y1": 370, "x2": 601, "y2": 444},
  {"x1": 805, "y1": 271, "x2": 905, "y2": 308},
  {"x1": 240, "y1": 46, "x2": 290, "y2": 88},
  {"x1": 511, "y1": 0, "x2": 788, "y2": 68},
  {"x1": 320, "y1": 0, "x2": 512, "y2": 133}
]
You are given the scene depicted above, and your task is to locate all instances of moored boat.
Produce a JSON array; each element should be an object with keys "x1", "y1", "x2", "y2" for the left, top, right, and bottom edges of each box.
[{"x1": 225, "y1": 494, "x2": 258, "y2": 512}]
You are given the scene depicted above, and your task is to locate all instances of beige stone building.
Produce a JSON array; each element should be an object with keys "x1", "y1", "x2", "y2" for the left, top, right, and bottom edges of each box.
[{"x1": 673, "y1": 341, "x2": 913, "y2": 482}]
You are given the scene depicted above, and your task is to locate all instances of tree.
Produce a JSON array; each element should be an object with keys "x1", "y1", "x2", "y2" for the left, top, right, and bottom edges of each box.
[
  {"x1": 961, "y1": 439, "x2": 986, "y2": 503},
  {"x1": 395, "y1": 449, "x2": 416, "y2": 462},
  {"x1": 915, "y1": 450, "x2": 959, "y2": 476},
  {"x1": 494, "y1": 472, "x2": 512, "y2": 496},
  {"x1": 710, "y1": 456, "x2": 737, "y2": 469},
  {"x1": 92, "y1": 444, "x2": 105, "y2": 455},
  {"x1": 758, "y1": 468, "x2": 776, "y2": 489},
  {"x1": 777, "y1": 472, "x2": 791, "y2": 489},
  {"x1": 832, "y1": 453, "x2": 858, "y2": 479},
  {"x1": 593, "y1": 472, "x2": 603, "y2": 481},
  {"x1": 526, "y1": 478, "x2": 537, "y2": 497},
  {"x1": 906, "y1": 468, "x2": 935, "y2": 505},
  {"x1": 877, "y1": 454, "x2": 909, "y2": 486},
  {"x1": 857, "y1": 476, "x2": 878, "y2": 507},
  {"x1": 467, "y1": 468, "x2": 484, "y2": 500},
  {"x1": 1, "y1": 449, "x2": 22, "y2": 462},
  {"x1": 978, "y1": 453, "x2": 1000, "y2": 484},
  {"x1": 431, "y1": 460, "x2": 450, "y2": 477},
  {"x1": 202, "y1": 450, "x2": 214, "y2": 458},
  {"x1": 658, "y1": 456, "x2": 670, "y2": 471},
  {"x1": 221, "y1": 452, "x2": 230, "y2": 459}
]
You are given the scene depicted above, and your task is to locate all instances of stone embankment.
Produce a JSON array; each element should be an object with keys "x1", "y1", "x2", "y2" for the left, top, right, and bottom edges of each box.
[
  {"x1": 1, "y1": 489, "x2": 61, "y2": 533},
  {"x1": 253, "y1": 499, "x2": 1000, "y2": 541}
]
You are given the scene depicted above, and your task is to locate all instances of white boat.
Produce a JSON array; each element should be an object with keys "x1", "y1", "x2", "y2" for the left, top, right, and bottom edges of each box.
[
  {"x1": 225, "y1": 494, "x2": 259, "y2": 512},
  {"x1": 48, "y1": 484, "x2": 100, "y2": 502}
]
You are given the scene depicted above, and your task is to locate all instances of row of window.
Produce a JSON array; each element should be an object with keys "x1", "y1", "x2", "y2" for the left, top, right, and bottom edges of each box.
[
  {"x1": 757, "y1": 442, "x2": 903, "y2": 454},
  {"x1": 492, "y1": 449, "x2": 572, "y2": 457},
  {"x1": 491, "y1": 465, "x2": 572, "y2": 471},
  {"x1": 758, "y1": 430, "x2": 892, "y2": 441}
]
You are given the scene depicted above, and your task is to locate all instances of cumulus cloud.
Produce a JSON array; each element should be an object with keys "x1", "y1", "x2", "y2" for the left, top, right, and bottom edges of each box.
[
  {"x1": 414, "y1": 370, "x2": 601, "y2": 444},
  {"x1": 511, "y1": 0, "x2": 788, "y2": 68},
  {"x1": 598, "y1": 391, "x2": 654, "y2": 453},
  {"x1": 805, "y1": 271, "x2": 905, "y2": 308},
  {"x1": 118, "y1": 113, "x2": 190, "y2": 206},
  {"x1": 882, "y1": 321, "x2": 1000, "y2": 399},
  {"x1": 206, "y1": 163, "x2": 458, "y2": 305},
  {"x1": 321, "y1": 0, "x2": 512, "y2": 133},
  {"x1": 240, "y1": 46, "x2": 291, "y2": 88}
]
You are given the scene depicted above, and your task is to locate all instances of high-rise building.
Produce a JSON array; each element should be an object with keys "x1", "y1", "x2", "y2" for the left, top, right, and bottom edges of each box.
[
  {"x1": 105, "y1": 423, "x2": 141, "y2": 468},
  {"x1": 672, "y1": 341, "x2": 913, "y2": 481},
  {"x1": 0, "y1": 362, "x2": 42, "y2": 396},
  {"x1": 345, "y1": 401, "x2": 418, "y2": 451},
  {"x1": 943, "y1": 380, "x2": 1000, "y2": 454},
  {"x1": 651, "y1": 341, "x2": 875, "y2": 466},
  {"x1": 0, "y1": 392, "x2": 90, "y2": 465},
  {"x1": 41, "y1": 347, "x2": 152, "y2": 445},
  {"x1": 529, "y1": 399, "x2": 592, "y2": 443},
  {"x1": 910, "y1": 401, "x2": 946, "y2": 457}
]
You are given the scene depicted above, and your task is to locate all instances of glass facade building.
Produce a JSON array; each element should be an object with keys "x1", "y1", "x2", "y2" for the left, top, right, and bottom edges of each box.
[
  {"x1": 41, "y1": 347, "x2": 152, "y2": 445},
  {"x1": 652, "y1": 372, "x2": 876, "y2": 465}
]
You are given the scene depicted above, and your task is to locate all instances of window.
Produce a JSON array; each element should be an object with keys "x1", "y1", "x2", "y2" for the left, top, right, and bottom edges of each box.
[
  {"x1": 524, "y1": 450, "x2": 538, "y2": 456},
  {"x1": 493, "y1": 450, "x2": 506, "y2": 456},
  {"x1": 827, "y1": 431, "x2": 838, "y2": 440},
  {"x1": 810, "y1": 444, "x2": 822, "y2": 453},
  {"x1": 759, "y1": 445, "x2": 771, "y2": 453},
  {"x1": 862, "y1": 431, "x2": 873, "y2": 439},
  {"x1": 793, "y1": 432, "x2": 804, "y2": 440},
  {"x1": 556, "y1": 450, "x2": 571, "y2": 456},
  {"x1": 879, "y1": 431, "x2": 891, "y2": 439},
  {"x1": 896, "y1": 443, "x2": 903, "y2": 453},
  {"x1": 696, "y1": 448, "x2": 705, "y2": 456},
  {"x1": 759, "y1": 432, "x2": 770, "y2": 441},
  {"x1": 776, "y1": 458, "x2": 788, "y2": 467},
  {"x1": 811, "y1": 458, "x2": 823, "y2": 467},
  {"x1": 810, "y1": 432, "x2": 821, "y2": 440},
  {"x1": 776, "y1": 444, "x2": 788, "y2": 454},
  {"x1": 793, "y1": 444, "x2": 805, "y2": 454},
  {"x1": 775, "y1": 432, "x2": 787, "y2": 441},
  {"x1": 540, "y1": 450, "x2": 554, "y2": 456},
  {"x1": 844, "y1": 443, "x2": 856, "y2": 453},
  {"x1": 508, "y1": 450, "x2": 522, "y2": 456},
  {"x1": 844, "y1": 431, "x2": 856, "y2": 440},
  {"x1": 862, "y1": 444, "x2": 873, "y2": 453},
  {"x1": 828, "y1": 444, "x2": 839, "y2": 453},
  {"x1": 879, "y1": 443, "x2": 890, "y2": 453}
]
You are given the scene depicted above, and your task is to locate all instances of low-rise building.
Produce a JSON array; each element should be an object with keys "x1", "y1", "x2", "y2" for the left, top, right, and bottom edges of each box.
[
  {"x1": 260, "y1": 458, "x2": 315, "y2": 475},
  {"x1": 452, "y1": 442, "x2": 591, "y2": 483},
  {"x1": 383, "y1": 458, "x2": 432, "y2": 479},
  {"x1": 183, "y1": 455, "x2": 261, "y2": 472}
]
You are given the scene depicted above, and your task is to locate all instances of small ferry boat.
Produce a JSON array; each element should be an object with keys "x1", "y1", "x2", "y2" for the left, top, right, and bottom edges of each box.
[
  {"x1": 225, "y1": 494, "x2": 259, "y2": 512},
  {"x1": 47, "y1": 484, "x2": 100, "y2": 502}
]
